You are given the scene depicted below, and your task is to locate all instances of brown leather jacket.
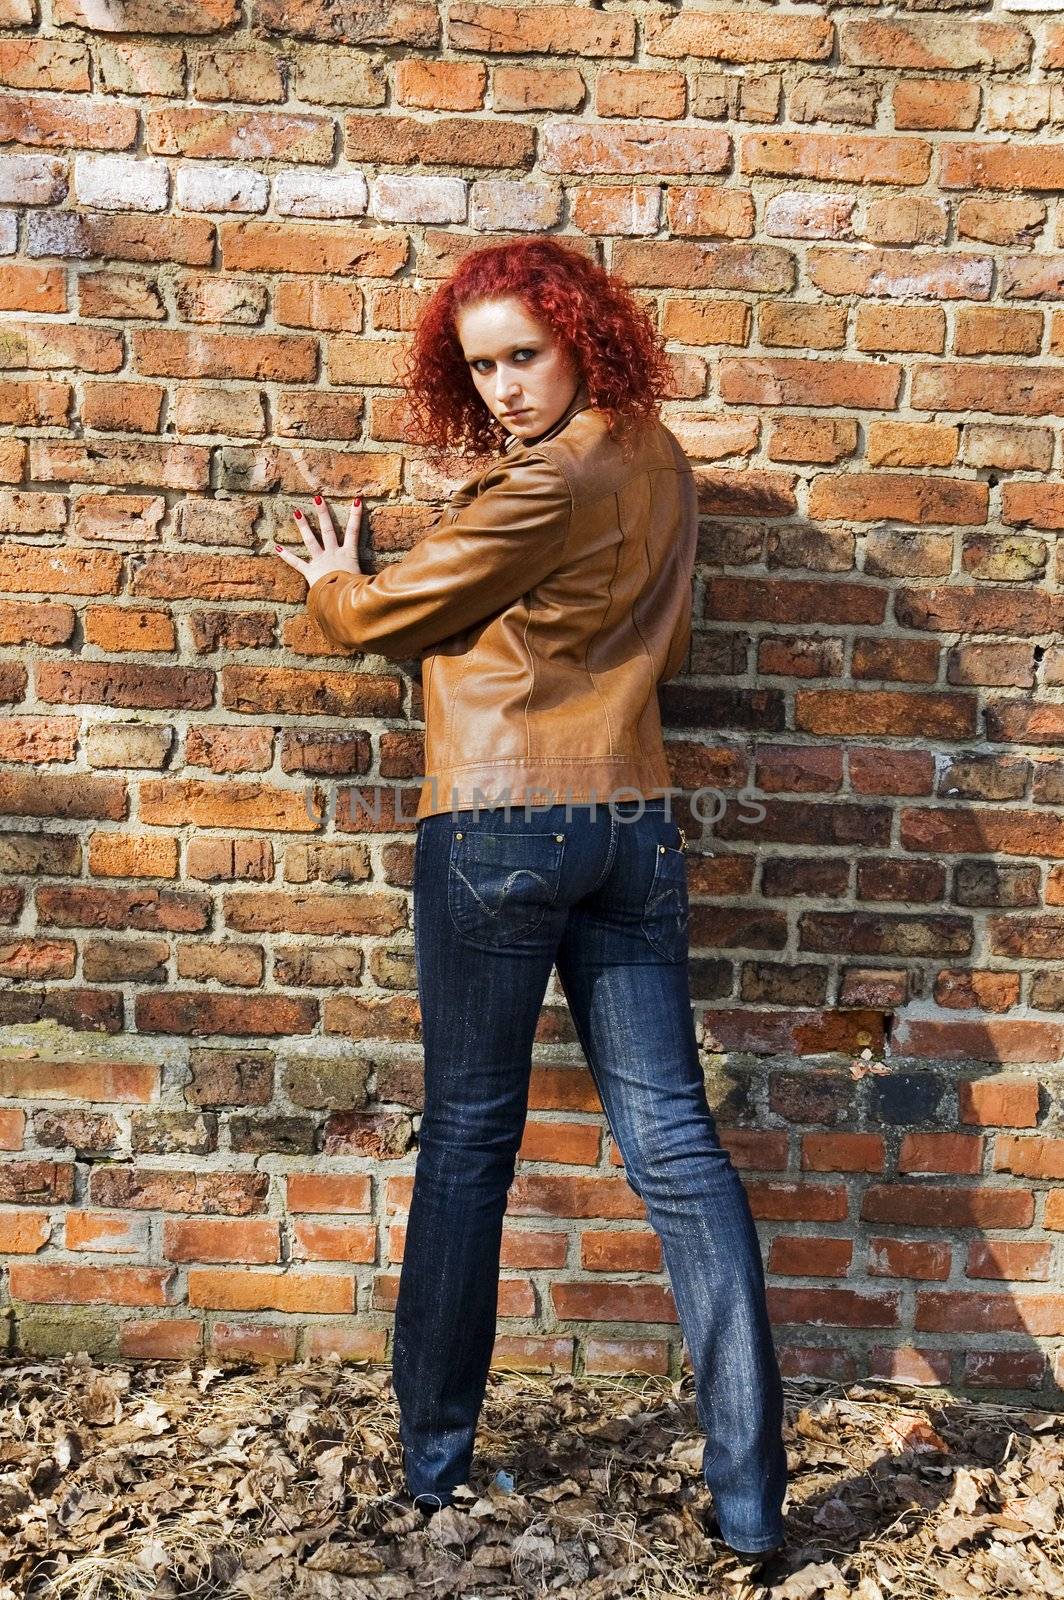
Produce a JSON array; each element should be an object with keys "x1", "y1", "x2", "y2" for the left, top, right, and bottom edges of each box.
[{"x1": 306, "y1": 378, "x2": 698, "y2": 820}]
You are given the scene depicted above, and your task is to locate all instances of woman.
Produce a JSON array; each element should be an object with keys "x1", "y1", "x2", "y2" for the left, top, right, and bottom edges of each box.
[{"x1": 272, "y1": 239, "x2": 788, "y2": 1562}]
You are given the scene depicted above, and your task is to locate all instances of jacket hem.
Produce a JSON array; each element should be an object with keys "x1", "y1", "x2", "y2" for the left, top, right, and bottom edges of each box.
[{"x1": 415, "y1": 757, "x2": 674, "y2": 820}]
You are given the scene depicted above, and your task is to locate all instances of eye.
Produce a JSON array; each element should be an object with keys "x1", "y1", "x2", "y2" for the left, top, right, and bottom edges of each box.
[{"x1": 471, "y1": 348, "x2": 536, "y2": 372}]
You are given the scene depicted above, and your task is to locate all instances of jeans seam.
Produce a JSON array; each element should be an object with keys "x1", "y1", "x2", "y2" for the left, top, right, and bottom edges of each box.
[{"x1": 588, "y1": 811, "x2": 619, "y2": 895}]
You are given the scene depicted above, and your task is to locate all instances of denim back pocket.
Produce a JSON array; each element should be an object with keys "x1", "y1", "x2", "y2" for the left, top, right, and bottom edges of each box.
[
  {"x1": 641, "y1": 830, "x2": 689, "y2": 962},
  {"x1": 448, "y1": 828, "x2": 567, "y2": 951}
]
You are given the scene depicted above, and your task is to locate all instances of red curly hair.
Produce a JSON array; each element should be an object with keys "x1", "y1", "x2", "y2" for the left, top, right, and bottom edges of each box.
[{"x1": 397, "y1": 238, "x2": 673, "y2": 463}]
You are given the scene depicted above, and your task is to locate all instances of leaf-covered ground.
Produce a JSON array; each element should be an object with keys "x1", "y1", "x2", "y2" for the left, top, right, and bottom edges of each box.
[{"x1": 0, "y1": 1354, "x2": 1060, "y2": 1599}]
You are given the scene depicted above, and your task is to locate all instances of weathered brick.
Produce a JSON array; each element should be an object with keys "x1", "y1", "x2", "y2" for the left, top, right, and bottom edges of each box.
[
  {"x1": 841, "y1": 21, "x2": 1031, "y2": 72},
  {"x1": 941, "y1": 142, "x2": 1064, "y2": 192},
  {"x1": 645, "y1": 12, "x2": 832, "y2": 64},
  {"x1": 146, "y1": 108, "x2": 333, "y2": 163},
  {"x1": 742, "y1": 132, "x2": 930, "y2": 185},
  {"x1": 450, "y1": 4, "x2": 635, "y2": 59},
  {"x1": 809, "y1": 247, "x2": 990, "y2": 301},
  {"x1": 0, "y1": 92, "x2": 138, "y2": 150},
  {"x1": 55, "y1": 0, "x2": 237, "y2": 29},
  {"x1": 719, "y1": 356, "x2": 901, "y2": 409}
]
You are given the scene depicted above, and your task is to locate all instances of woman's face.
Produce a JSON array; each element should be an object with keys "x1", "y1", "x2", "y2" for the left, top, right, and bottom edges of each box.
[{"x1": 454, "y1": 294, "x2": 583, "y2": 444}]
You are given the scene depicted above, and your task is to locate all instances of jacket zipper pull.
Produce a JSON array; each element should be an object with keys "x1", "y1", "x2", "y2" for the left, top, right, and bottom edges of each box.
[{"x1": 678, "y1": 826, "x2": 686, "y2": 851}]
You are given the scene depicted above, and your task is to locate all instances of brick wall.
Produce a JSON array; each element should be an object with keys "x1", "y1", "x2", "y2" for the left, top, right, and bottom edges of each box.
[{"x1": 0, "y1": 1, "x2": 1062, "y2": 1401}]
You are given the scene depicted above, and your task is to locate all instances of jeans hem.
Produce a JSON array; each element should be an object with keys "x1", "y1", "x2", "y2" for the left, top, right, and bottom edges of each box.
[{"x1": 720, "y1": 1529, "x2": 785, "y2": 1553}]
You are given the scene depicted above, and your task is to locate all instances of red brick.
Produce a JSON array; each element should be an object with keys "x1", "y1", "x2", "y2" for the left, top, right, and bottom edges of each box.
[
  {"x1": 778, "y1": 1345, "x2": 858, "y2": 1381},
  {"x1": 964, "y1": 1350, "x2": 1046, "y2": 1389},
  {"x1": 965, "y1": 1241, "x2": 1052, "y2": 1282},
  {"x1": 992, "y1": 1135, "x2": 1064, "y2": 1179},
  {"x1": 10, "y1": 1262, "x2": 175, "y2": 1306},
  {"x1": 942, "y1": 143, "x2": 1064, "y2": 192},
  {"x1": 960, "y1": 1075, "x2": 1030, "y2": 1126},
  {"x1": 450, "y1": 4, "x2": 634, "y2": 59},
  {"x1": 841, "y1": 21, "x2": 1030, "y2": 72},
  {"x1": 584, "y1": 1338, "x2": 668, "y2": 1375},
  {"x1": 869, "y1": 1346, "x2": 952, "y2": 1384},
  {"x1": 801, "y1": 1133, "x2": 884, "y2": 1172},
  {"x1": 808, "y1": 473, "x2": 988, "y2": 526},
  {"x1": 551, "y1": 1281, "x2": 677, "y2": 1323},
  {"x1": 898, "y1": 1132, "x2": 983, "y2": 1175},
  {"x1": 861, "y1": 1184, "x2": 1033, "y2": 1229},
  {"x1": 742, "y1": 132, "x2": 930, "y2": 185},
  {"x1": 868, "y1": 1237, "x2": 951, "y2": 1280},
  {"x1": 719, "y1": 357, "x2": 901, "y2": 410},
  {"x1": 768, "y1": 1235, "x2": 852, "y2": 1276},
  {"x1": 915, "y1": 1291, "x2": 1064, "y2": 1336},
  {"x1": 646, "y1": 12, "x2": 831, "y2": 63},
  {"x1": 769, "y1": 1287, "x2": 901, "y2": 1327},
  {"x1": 0, "y1": 92, "x2": 137, "y2": 149}
]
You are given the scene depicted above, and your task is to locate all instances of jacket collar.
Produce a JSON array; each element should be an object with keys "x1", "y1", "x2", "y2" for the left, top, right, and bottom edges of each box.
[{"x1": 502, "y1": 379, "x2": 592, "y2": 453}]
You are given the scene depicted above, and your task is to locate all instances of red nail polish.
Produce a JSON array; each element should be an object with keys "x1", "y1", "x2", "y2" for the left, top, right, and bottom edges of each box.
[
  {"x1": 314, "y1": 495, "x2": 322, "y2": 505},
  {"x1": 294, "y1": 509, "x2": 302, "y2": 519},
  {"x1": 355, "y1": 497, "x2": 361, "y2": 506},
  {"x1": 274, "y1": 544, "x2": 282, "y2": 552}
]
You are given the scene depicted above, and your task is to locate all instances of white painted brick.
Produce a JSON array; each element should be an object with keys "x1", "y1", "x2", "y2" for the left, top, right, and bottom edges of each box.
[
  {"x1": 273, "y1": 168, "x2": 369, "y2": 218},
  {"x1": 764, "y1": 191, "x2": 855, "y2": 240},
  {"x1": 0, "y1": 211, "x2": 16, "y2": 254},
  {"x1": 470, "y1": 180, "x2": 564, "y2": 232},
  {"x1": 74, "y1": 154, "x2": 169, "y2": 212},
  {"x1": 175, "y1": 164, "x2": 268, "y2": 213},
  {"x1": 0, "y1": 154, "x2": 67, "y2": 207},
  {"x1": 372, "y1": 174, "x2": 465, "y2": 224},
  {"x1": 1001, "y1": 0, "x2": 1064, "y2": 11}
]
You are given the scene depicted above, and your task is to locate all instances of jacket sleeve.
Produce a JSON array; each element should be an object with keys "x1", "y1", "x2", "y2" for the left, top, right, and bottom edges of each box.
[{"x1": 305, "y1": 450, "x2": 573, "y2": 661}]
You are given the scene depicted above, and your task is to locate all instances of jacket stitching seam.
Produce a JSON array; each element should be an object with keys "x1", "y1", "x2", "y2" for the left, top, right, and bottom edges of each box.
[
  {"x1": 517, "y1": 455, "x2": 573, "y2": 763},
  {"x1": 625, "y1": 492, "x2": 656, "y2": 767},
  {"x1": 581, "y1": 506, "x2": 619, "y2": 759},
  {"x1": 439, "y1": 756, "x2": 636, "y2": 770},
  {"x1": 535, "y1": 445, "x2": 689, "y2": 509}
]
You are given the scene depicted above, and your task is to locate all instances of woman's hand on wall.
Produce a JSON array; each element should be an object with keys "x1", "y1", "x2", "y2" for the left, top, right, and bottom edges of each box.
[{"x1": 273, "y1": 495, "x2": 363, "y2": 589}]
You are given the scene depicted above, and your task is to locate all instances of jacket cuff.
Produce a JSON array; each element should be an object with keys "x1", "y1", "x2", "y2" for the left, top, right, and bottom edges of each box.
[{"x1": 306, "y1": 568, "x2": 364, "y2": 649}]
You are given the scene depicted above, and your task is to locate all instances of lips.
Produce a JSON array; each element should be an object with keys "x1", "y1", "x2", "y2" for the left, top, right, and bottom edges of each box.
[{"x1": 504, "y1": 408, "x2": 529, "y2": 419}]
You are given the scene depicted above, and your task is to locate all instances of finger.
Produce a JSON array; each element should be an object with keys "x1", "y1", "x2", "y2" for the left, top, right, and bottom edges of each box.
[
  {"x1": 311, "y1": 493, "x2": 338, "y2": 549},
  {"x1": 342, "y1": 497, "x2": 362, "y2": 550},
  {"x1": 292, "y1": 507, "x2": 323, "y2": 557},
  {"x1": 272, "y1": 543, "x2": 310, "y2": 579}
]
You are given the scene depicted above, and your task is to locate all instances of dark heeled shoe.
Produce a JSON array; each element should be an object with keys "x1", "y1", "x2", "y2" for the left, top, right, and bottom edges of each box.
[{"x1": 408, "y1": 1491, "x2": 449, "y2": 1518}]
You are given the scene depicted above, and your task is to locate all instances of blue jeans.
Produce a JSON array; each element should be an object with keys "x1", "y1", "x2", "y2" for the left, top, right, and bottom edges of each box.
[{"x1": 391, "y1": 799, "x2": 788, "y2": 1550}]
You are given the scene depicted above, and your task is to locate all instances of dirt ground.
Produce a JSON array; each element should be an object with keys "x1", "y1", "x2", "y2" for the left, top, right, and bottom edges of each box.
[{"x1": 0, "y1": 1353, "x2": 1060, "y2": 1599}]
